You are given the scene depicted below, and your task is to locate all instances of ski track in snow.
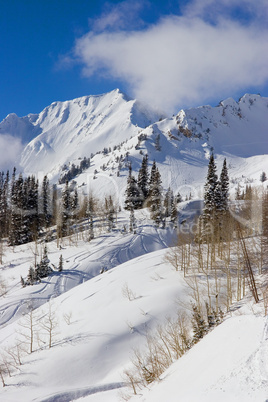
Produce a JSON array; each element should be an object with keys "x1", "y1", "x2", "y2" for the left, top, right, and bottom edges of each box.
[
  {"x1": 34, "y1": 382, "x2": 125, "y2": 402},
  {"x1": 0, "y1": 227, "x2": 170, "y2": 327}
]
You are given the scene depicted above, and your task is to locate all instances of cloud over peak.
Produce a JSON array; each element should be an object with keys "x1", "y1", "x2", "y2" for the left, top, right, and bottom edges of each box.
[{"x1": 70, "y1": 0, "x2": 268, "y2": 112}]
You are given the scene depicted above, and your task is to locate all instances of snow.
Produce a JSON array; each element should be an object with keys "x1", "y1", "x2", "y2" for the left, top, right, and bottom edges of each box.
[
  {"x1": 0, "y1": 90, "x2": 267, "y2": 401},
  {"x1": 0, "y1": 90, "x2": 267, "y2": 201},
  {"x1": 133, "y1": 313, "x2": 268, "y2": 402},
  {"x1": 0, "y1": 211, "x2": 267, "y2": 401}
]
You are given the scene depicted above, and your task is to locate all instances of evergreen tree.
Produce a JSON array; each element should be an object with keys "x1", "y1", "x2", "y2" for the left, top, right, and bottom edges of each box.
[
  {"x1": 124, "y1": 164, "x2": 142, "y2": 210},
  {"x1": 137, "y1": 154, "x2": 149, "y2": 202},
  {"x1": 35, "y1": 246, "x2": 52, "y2": 280},
  {"x1": 148, "y1": 167, "x2": 163, "y2": 225},
  {"x1": 27, "y1": 266, "x2": 37, "y2": 285},
  {"x1": 192, "y1": 304, "x2": 207, "y2": 343},
  {"x1": 164, "y1": 187, "x2": 174, "y2": 217},
  {"x1": 201, "y1": 154, "x2": 218, "y2": 239},
  {"x1": 176, "y1": 191, "x2": 182, "y2": 204},
  {"x1": 41, "y1": 175, "x2": 51, "y2": 228},
  {"x1": 155, "y1": 133, "x2": 161, "y2": 151},
  {"x1": 0, "y1": 171, "x2": 9, "y2": 239},
  {"x1": 170, "y1": 198, "x2": 178, "y2": 225},
  {"x1": 260, "y1": 171, "x2": 267, "y2": 182},
  {"x1": 61, "y1": 181, "x2": 71, "y2": 237},
  {"x1": 58, "y1": 254, "x2": 63, "y2": 272},
  {"x1": 217, "y1": 158, "x2": 229, "y2": 212},
  {"x1": 106, "y1": 195, "x2": 115, "y2": 231}
]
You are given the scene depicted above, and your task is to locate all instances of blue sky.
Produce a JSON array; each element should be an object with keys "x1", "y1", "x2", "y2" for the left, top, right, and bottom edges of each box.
[{"x1": 1, "y1": 0, "x2": 268, "y2": 122}]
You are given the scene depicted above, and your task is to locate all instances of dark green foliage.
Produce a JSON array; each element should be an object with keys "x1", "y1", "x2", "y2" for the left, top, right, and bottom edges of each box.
[
  {"x1": 41, "y1": 175, "x2": 51, "y2": 228},
  {"x1": 125, "y1": 164, "x2": 143, "y2": 210},
  {"x1": 59, "y1": 158, "x2": 90, "y2": 184},
  {"x1": 9, "y1": 174, "x2": 39, "y2": 246},
  {"x1": 25, "y1": 246, "x2": 52, "y2": 285},
  {"x1": 148, "y1": 167, "x2": 163, "y2": 225},
  {"x1": 137, "y1": 154, "x2": 149, "y2": 201},
  {"x1": 58, "y1": 254, "x2": 63, "y2": 272},
  {"x1": 191, "y1": 304, "x2": 207, "y2": 343}
]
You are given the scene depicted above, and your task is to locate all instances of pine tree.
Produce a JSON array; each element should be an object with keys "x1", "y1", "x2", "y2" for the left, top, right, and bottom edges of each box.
[
  {"x1": 61, "y1": 181, "x2": 71, "y2": 237},
  {"x1": 124, "y1": 164, "x2": 142, "y2": 210},
  {"x1": 170, "y1": 198, "x2": 178, "y2": 225},
  {"x1": 35, "y1": 246, "x2": 52, "y2": 280},
  {"x1": 137, "y1": 154, "x2": 149, "y2": 202},
  {"x1": 217, "y1": 158, "x2": 229, "y2": 212},
  {"x1": 155, "y1": 133, "x2": 161, "y2": 151},
  {"x1": 106, "y1": 196, "x2": 115, "y2": 231},
  {"x1": 201, "y1": 154, "x2": 218, "y2": 239},
  {"x1": 260, "y1": 171, "x2": 267, "y2": 182},
  {"x1": 58, "y1": 254, "x2": 63, "y2": 272},
  {"x1": 164, "y1": 187, "x2": 174, "y2": 217},
  {"x1": 148, "y1": 167, "x2": 163, "y2": 225},
  {"x1": 176, "y1": 191, "x2": 182, "y2": 204},
  {"x1": 41, "y1": 175, "x2": 51, "y2": 228},
  {"x1": 71, "y1": 188, "x2": 78, "y2": 218},
  {"x1": 192, "y1": 304, "x2": 207, "y2": 343}
]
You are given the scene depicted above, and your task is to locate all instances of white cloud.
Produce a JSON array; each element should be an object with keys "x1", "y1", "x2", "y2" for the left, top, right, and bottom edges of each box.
[
  {"x1": 89, "y1": 0, "x2": 147, "y2": 32},
  {"x1": 72, "y1": 0, "x2": 268, "y2": 112},
  {"x1": 0, "y1": 134, "x2": 23, "y2": 171}
]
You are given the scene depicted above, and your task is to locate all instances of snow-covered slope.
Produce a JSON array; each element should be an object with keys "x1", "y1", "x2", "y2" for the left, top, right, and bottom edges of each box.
[
  {"x1": 0, "y1": 91, "x2": 267, "y2": 197},
  {"x1": 0, "y1": 89, "x2": 163, "y2": 174},
  {"x1": 134, "y1": 311, "x2": 268, "y2": 402},
  {"x1": 0, "y1": 223, "x2": 267, "y2": 402}
]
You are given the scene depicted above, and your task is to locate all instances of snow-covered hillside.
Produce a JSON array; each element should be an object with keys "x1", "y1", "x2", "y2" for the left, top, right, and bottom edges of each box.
[
  {"x1": 0, "y1": 90, "x2": 267, "y2": 401},
  {"x1": 0, "y1": 211, "x2": 267, "y2": 402},
  {"x1": 0, "y1": 89, "x2": 163, "y2": 174},
  {"x1": 0, "y1": 91, "x2": 267, "y2": 201}
]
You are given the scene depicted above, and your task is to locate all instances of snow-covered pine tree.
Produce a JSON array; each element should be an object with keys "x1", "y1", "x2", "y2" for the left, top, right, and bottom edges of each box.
[
  {"x1": 164, "y1": 187, "x2": 174, "y2": 217},
  {"x1": 176, "y1": 191, "x2": 182, "y2": 204},
  {"x1": 218, "y1": 158, "x2": 229, "y2": 212},
  {"x1": 201, "y1": 153, "x2": 218, "y2": 239},
  {"x1": 191, "y1": 304, "x2": 207, "y2": 343},
  {"x1": 148, "y1": 167, "x2": 163, "y2": 225},
  {"x1": 61, "y1": 181, "x2": 71, "y2": 237},
  {"x1": 41, "y1": 175, "x2": 51, "y2": 228},
  {"x1": 0, "y1": 171, "x2": 9, "y2": 239},
  {"x1": 106, "y1": 195, "x2": 115, "y2": 231},
  {"x1": 71, "y1": 188, "x2": 78, "y2": 218},
  {"x1": 155, "y1": 133, "x2": 161, "y2": 151},
  {"x1": 58, "y1": 254, "x2": 63, "y2": 272},
  {"x1": 137, "y1": 154, "x2": 149, "y2": 202},
  {"x1": 125, "y1": 164, "x2": 142, "y2": 210},
  {"x1": 170, "y1": 197, "x2": 178, "y2": 225},
  {"x1": 35, "y1": 246, "x2": 52, "y2": 280}
]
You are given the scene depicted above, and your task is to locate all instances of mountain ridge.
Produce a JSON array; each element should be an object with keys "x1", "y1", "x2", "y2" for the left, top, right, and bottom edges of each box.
[{"x1": 0, "y1": 90, "x2": 267, "y2": 199}]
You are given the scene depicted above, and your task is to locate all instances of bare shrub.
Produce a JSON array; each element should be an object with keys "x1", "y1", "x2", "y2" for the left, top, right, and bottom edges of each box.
[{"x1": 122, "y1": 283, "x2": 137, "y2": 301}]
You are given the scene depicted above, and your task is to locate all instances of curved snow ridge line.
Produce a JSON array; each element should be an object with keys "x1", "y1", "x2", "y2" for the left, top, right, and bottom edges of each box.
[{"x1": 35, "y1": 382, "x2": 126, "y2": 402}]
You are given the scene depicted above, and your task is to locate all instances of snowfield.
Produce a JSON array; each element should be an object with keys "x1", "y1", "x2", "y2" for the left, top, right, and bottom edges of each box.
[
  {"x1": 0, "y1": 90, "x2": 267, "y2": 401},
  {"x1": 0, "y1": 212, "x2": 267, "y2": 402}
]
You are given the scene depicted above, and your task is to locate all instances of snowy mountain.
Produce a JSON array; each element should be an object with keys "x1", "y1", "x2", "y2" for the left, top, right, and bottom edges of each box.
[
  {"x1": 0, "y1": 90, "x2": 267, "y2": 201},
  {"x1": 0, "y1": 90, "x2": 267, "y2": 401},
  {"x1": 0, "y1": 89, "x2": 163, "y2": 174}
]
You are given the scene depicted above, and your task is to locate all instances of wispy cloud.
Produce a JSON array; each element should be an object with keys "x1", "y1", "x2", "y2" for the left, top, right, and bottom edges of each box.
[
  {"x1": 89, "y1": 0, "x2": 148, "y2": 32},
  {"x1": 70, "y1": 0, "x2": 268, "y2": 112},
  {"x1": 0, "y1": 134, "x2": 23, "y2": 171}
]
